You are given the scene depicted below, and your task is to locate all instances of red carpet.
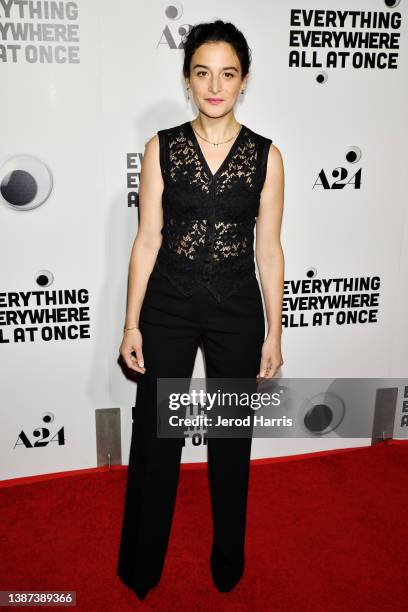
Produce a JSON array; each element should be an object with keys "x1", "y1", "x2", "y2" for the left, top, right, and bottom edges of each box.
[{"x1": 1, "y1": 440, "x2": 407, "y2": 611}]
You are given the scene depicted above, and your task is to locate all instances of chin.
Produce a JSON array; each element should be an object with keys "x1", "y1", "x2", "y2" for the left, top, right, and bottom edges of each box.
[{"x1": 200, "y1": 105, "x2": 231, "y2": 117}]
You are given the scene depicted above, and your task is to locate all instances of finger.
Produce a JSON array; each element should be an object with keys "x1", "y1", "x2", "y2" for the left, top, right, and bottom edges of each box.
[
  {"x1": 264, "y1": 365, "x2": 276, "y2": 378},
  {"x1": 258, "y1": 357, "x2": 270, "y2": 378},
  {"x1": 126, "y1": 349, "x2": 146, "y2": 373},
  {"x1": 256, "y1": 366, "x2": 265, "y2": 379},
  {"x1": 135, "y1": 347, "x2": 145, "y2": 369},
  {"x1": 128, "y1": 357, "x2": 146, "y2": 373},
  {"x1": 267, "y1": 361, "x2": 283, "y2": 378}
]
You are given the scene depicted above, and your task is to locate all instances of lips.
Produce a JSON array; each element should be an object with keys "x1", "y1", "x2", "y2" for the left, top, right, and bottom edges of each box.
[{"x1": 206, "y1": 98, "x2": 224, "y2": 104}]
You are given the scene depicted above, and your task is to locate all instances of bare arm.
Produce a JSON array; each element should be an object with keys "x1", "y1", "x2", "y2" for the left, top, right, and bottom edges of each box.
[
  {"x1": 120, "y1": 133, "x2": 164, "y2": 373},
  {"x1": 255, "y1": 143, "x2": 285, "y2": 378}
]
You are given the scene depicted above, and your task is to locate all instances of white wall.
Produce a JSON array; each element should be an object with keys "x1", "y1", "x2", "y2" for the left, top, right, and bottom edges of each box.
[{"x1": 0, "y1": 0, "x2": 407, "y2": 479}]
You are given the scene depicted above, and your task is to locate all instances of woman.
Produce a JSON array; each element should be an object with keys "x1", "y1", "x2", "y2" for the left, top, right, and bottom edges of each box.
[{"x1": 117, "y1": 20, "x2": 285, "y2": 601}]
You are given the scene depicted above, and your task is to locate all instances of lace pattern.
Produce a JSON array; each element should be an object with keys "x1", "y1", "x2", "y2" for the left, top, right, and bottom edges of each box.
[
  {"x1": 168, "y1": 126, "x2": 258, "y2": 195},
  {"x1": 165, "y1": 218, "x2": 253, "y2": 261},
  {"x1": 157, "y1": 121, "x2": 272, "y2": 301},
  {"x1": 166, "y1": 218, "x2": 207, "y2": 259},
  {"x1": 213, "y1": 221, "x2": 251, "y2": 259},
  {"x1": 169, "y1": 134, "x2": 211, "y2": 194}
]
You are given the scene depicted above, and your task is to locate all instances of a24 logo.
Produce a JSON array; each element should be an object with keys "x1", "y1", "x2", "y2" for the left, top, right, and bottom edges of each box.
[
  {"x1": 313, "y1": 167, "x2": 362, "y2": 189},
  {"x1": 14, "y1": 413, "x2": 65, "y2": 448}
]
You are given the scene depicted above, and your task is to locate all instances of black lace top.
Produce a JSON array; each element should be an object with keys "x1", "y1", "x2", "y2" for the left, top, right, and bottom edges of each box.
[{"x1": 154, "y1": 120, "x2": 272, "y2": 302}]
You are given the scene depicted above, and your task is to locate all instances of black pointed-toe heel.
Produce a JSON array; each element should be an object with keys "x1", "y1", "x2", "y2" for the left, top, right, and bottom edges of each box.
[
  {"x1": 210, "y1": 550, "x2": 245, "y2": 593},
  {"x1": 133, "y1": 586, "x2": 150, "y2": 601},
  {"x1": 213, "y1": 574, "x2": 243, "y2": 593}
]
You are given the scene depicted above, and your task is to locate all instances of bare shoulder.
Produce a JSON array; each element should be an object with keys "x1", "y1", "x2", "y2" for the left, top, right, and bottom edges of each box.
[
  {"x1": 139, "y1": 133, "x2": 161, "y2": 175},
  {"x1": 267, "y1": 142, "x2": 284, "y2": 170},
  {"x1": 263, "y1": 142, "x2": 284, "y2": 186},
  {"x1": 136, "y1": 133, "x2": 163, "y2": 190},
  {"x1": 144, "y1": 133, "x2": 160, "y2": 154}
]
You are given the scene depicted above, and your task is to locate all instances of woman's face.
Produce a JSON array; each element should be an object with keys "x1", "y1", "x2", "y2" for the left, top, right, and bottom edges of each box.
[{"x1": 186, "y1": 41, "x2": 247, "y2": 118}]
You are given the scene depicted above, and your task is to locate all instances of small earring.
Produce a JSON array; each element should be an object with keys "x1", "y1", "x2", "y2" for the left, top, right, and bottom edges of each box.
[
  {"x1": 186, "y1": 87, "x2": 190, "y2": 100},
  {"x1": 241, "y1": 89, "x2": 245, "y2": 94}
]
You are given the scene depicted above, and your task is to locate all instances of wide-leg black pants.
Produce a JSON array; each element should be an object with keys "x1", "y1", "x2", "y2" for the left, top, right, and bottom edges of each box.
[{"x1": 117, "y1": 264, "x2": 265, "y2": 593}]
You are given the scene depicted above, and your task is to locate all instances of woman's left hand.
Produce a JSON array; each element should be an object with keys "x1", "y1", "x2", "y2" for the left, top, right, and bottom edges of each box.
[{"x1": 256, "y1": 336, "x2": 284, "y2": 379}]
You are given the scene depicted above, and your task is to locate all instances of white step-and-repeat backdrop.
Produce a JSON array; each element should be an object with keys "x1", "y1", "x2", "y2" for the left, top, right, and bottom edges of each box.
[{"x1": 1, "y1": 1, "x2": 407, "y2": 480}]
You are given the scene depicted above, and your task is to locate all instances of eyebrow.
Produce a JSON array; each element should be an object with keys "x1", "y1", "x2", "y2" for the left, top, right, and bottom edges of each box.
[{"x1": 192, "y1": 64, "x2": 239, "y2": 72}]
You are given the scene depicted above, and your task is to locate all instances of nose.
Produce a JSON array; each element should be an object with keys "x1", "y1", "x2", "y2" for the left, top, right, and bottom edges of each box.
[{"x1": 209, "y1": 76, "x2": 221, "y2": 94}]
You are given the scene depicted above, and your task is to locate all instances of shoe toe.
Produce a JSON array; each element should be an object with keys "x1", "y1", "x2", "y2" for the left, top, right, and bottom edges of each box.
[{"x1": 133, "y1": 586, "x2": 150, "y2": 601}]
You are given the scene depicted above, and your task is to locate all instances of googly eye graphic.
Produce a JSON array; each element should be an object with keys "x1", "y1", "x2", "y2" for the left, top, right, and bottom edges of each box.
[
  {"x1": 36, "y1": 270, "x2": 54, "y2": 288},
  {"x1": 165, "y1": 2, "x2": 183, "y2": 19},
  {"x1": 42, "y1": 413, "x2": 55, "y2": 425},
  {"x1": 345, "y1": 146, "x2": 362, "y2": 164},
  {"x1": 384, "y1": 0, "x2": 400, "y2": 8},
  {"x1": 300, "y1": 392, "x2": 345, "y2": 436},
  {"x1": 306, "y1": 267, "x2": 317, "y2": 279},
  {"x1": 316, "y1": 71, "x2": 328, "y2": 84},
  {"x1": 0, "y1": 155, "x2": 53, "y2": 211}
]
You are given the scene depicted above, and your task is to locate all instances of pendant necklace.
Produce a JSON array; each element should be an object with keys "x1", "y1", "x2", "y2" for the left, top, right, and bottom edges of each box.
[{"x1": 191, "y1": 122, "x2": 242, "y2": 147}]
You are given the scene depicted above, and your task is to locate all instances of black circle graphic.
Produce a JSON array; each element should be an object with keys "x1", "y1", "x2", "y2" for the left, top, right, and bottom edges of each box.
[
  {"x1": 1, "y1": 169, "x2": 38, "y2": 206},
  {"x1": 304, "y1": 403, "x2": 334, "y2": 433}
]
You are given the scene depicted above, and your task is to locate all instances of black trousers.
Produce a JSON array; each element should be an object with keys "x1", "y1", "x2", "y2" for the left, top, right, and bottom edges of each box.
[{"x1": 117, "y1": 265, "x2": 265, "y2": 593}]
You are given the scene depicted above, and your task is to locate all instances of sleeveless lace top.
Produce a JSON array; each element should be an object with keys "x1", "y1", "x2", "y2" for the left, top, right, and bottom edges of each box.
[{"x1": 154, "y1": 120, "x2": 272, "y2": 302}]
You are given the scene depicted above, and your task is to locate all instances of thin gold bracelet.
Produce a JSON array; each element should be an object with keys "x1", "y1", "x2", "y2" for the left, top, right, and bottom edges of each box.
[{"x1": 123, "y1": 325, "x2": 139, "y2": 332}]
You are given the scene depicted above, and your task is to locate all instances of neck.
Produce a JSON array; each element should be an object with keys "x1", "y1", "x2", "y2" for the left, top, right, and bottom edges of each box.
[{"x1": 192, "y1": 113, "x2": 241, "y2": 142}]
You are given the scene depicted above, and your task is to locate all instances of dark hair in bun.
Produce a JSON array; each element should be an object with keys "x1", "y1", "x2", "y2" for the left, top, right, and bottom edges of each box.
[{"x1": 182, "y1": 20, "x2": 252, "y2": 79}]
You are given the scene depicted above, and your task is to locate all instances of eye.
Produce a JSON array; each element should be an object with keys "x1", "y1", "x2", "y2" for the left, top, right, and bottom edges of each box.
[
  {"x1": 197, "y1": 71, "x2": 207, "y2": 77},
  {"x1": 224, "y1": 72, "x2": 235, "y2": 78}
]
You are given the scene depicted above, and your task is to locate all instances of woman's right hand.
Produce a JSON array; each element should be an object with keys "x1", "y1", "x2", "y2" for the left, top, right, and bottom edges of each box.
[{"x1": 119, "y1": 328, "x2": 147, "y2": 374}]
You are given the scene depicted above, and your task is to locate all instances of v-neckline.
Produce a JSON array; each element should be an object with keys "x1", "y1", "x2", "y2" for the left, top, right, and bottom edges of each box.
[{"x1": 185, "y1": 120, "x2": 245, "y2": 180}]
